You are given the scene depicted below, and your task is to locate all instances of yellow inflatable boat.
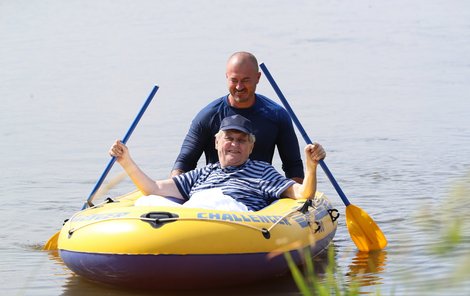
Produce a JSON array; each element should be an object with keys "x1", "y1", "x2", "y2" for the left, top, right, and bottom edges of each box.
[{"x1": 58, "y1": 191, "x2": 338, "y2": 289}]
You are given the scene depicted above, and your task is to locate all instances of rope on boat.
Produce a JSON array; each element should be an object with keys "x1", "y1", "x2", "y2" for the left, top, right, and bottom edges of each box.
[
  {"x1": 143, "y1": 216, "x2": 271, "y2": 237},
  {"x1": 67, "y1": 197, "x2": 116, "y2": 236},
  {"x1": 67, "y1": 195, "x2": 326, "y2": 239},
  {"x1": 67, "y1": 216, "x2": 269, "y2": 238}
]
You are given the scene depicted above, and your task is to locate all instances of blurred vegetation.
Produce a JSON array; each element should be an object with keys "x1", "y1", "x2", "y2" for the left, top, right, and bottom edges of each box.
[
  {"x1": 287, "y1": 173, "x2": 470, "y2": 295},
  {"x1": 285, "y1": 247, "x2": 361, "y2": 296},
  {"x1": 414, "y1": 172, "x2": 470, "y2": 291}
]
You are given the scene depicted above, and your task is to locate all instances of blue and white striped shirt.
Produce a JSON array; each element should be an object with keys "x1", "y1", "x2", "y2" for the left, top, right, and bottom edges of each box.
[{"x1": 172, "y1": 160, "x2": 296, "y2": 211}]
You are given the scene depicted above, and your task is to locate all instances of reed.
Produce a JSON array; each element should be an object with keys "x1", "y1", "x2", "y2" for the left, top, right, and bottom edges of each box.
[
  {"x1": 286, "y1": 173, "x2": 470, "y2": 295},
  {"x1": 284, "y1": 246, "x2": 361, "y2": 296}
]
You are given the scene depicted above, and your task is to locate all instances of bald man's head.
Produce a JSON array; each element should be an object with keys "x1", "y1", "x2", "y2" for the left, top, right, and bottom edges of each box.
[
  {"x1": 225, "y1": 52, "x2": 261, "y2": 108},
  {"x1": 226, "y1": 52, "x2": 259, "y2": 73}
]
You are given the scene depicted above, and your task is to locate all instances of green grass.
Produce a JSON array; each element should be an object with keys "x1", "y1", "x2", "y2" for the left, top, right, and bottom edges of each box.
[
  {"x1": 286, "y1": 173, "x2": 470, "y2": 295},
  {"x1": 284, "y1": 247, "x2": 361, "y2": 296}
]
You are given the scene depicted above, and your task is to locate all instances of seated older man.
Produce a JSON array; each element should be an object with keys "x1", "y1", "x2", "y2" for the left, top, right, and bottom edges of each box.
[{"x1": 109, "y1": 114, "x2": 325, "y2": 211}]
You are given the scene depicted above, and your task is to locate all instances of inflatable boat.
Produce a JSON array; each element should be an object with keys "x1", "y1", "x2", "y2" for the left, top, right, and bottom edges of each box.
[{"x1": 58, "y1": 190, "x2": 338, "y2": 289}]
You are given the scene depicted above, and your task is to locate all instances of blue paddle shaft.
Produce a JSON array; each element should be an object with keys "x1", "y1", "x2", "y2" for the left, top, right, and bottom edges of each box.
[
  {"x1": 82, "y1": 85, "x2": 159, "y2": 209},
  {"x1": 259, "y1": 63, "x2": 351, "y2": 207}
]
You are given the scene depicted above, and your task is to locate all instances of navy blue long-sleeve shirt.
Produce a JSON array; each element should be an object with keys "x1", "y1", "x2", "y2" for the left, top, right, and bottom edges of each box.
[{"x1": 172, "y1": 94, "x2": 304, "y2": 179}]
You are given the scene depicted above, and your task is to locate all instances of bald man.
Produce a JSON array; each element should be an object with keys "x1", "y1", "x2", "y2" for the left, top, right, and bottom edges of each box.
[{"x1": 171, "y1": 52, "x2": 304, "y2": 183}]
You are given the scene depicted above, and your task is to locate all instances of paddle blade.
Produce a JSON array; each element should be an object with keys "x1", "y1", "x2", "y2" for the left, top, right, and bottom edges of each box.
[
  {"x1": 43, "y1": 231, "x2": 60, "y2": 251},
  {"x1": 346, "y1": 204, "x2": 387, "y2": 252}
]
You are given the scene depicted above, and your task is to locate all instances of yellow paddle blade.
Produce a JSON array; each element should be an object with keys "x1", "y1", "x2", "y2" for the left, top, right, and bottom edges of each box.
[
  {"x1": 43, "y1": 231, "x2": 60, "y2": 251},
  {"x1": 94, "y1": 171, "x2": 127, "y2": 200},
  {"x1": 346, "y1": 204, "x2": 387, "y2": 252},
  {"x1": 42, "y1": 173, "x2": 126, "y2": 251}
]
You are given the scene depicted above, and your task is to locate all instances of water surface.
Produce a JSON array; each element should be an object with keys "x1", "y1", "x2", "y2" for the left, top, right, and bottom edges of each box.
[{"x1": 1, "y1": 0, "x2": 469, "y2": 295}]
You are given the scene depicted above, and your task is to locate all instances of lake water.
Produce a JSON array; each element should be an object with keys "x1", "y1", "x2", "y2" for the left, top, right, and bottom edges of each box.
[{"x1": 1, "y1": 0, "x2": 470, "y2": 295}]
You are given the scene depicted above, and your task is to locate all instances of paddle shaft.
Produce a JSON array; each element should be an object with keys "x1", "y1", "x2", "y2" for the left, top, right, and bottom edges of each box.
[
  {"x1": 260, "y1": 63, "x2": 350, "y2": 207},
  {"x1": 82, "y1": 85, "x2": 159, "y2": 209}
]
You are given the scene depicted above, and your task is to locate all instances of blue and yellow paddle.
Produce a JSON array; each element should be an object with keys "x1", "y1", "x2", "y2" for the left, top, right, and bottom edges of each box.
[
  {"x1": 260, "y1": 63, "x2": 387, "y2": 252},
  {"x1": 43, "y1": 85, "x2": 159, "y2": 250}
]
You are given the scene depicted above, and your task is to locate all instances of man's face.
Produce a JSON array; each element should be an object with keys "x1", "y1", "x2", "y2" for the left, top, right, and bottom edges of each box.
[
  {"x1": 216, "y1": 130, "x2": 254, "y2": 167},
  {"x1": 226, "y1": 62, "x2": 260, "y2": 106}
]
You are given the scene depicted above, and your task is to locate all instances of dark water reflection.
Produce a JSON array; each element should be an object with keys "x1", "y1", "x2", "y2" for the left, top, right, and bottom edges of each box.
[
  {"x1": 346, "y1": 251, "x2": 387, "y2": 287},
  {"x1": 61, "y1": 274, "x2": 299, "y2": 296},
  {"x1": 51, "y1": 244, "x2": 391, "y2": 295}
]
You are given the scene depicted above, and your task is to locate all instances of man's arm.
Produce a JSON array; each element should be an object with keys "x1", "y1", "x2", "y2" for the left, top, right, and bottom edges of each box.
[
  {"x1": 281, "y1": 143, "x2": 325, "y2": 199},
  {"x1": 171, "y1": 108, "x2": 215, "y2": 176},
  {"x1": 170, "y1": 168, "x2": 186, "y2": 177},
  {"x1": 110, "y1": 140, "x2": 184, "y2": 199},
  {"x1": 291, "y1": 177, "x2": 304, "y2": 184},
  {"x1": 171, "y1": 128, "x2": 205, "y2": 176},
  {"x1": 276, "y1": 110, "x2": 305, "y2": 180}
]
